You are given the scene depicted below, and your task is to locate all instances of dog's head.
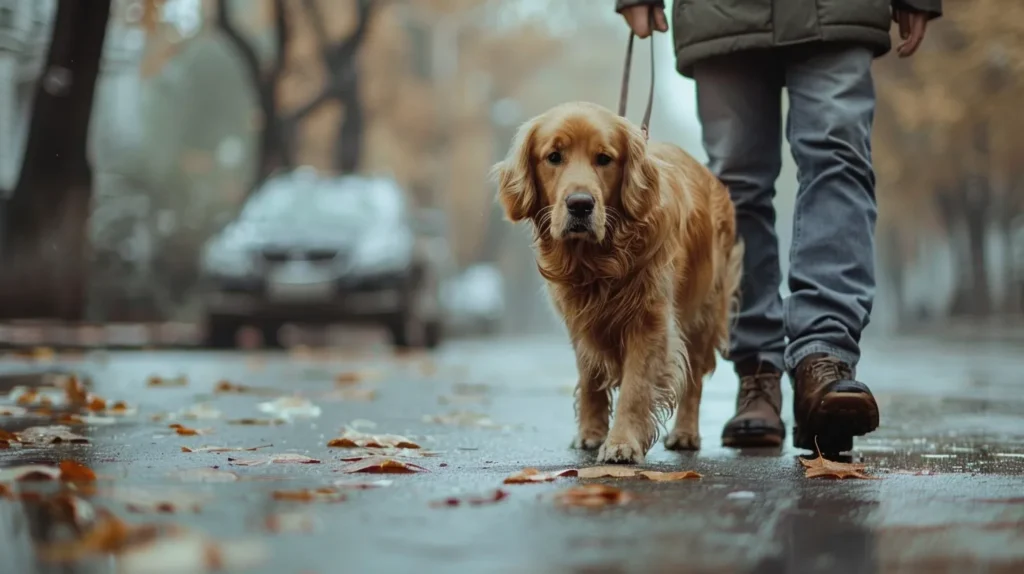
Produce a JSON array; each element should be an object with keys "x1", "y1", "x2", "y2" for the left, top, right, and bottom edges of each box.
[{"x1": 492, "y1": 102, "x2": 660, "y2": 243}]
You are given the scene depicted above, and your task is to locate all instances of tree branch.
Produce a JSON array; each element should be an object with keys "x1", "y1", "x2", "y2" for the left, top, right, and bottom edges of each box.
[
  {"x1": 300, "y1": 0, "x2": 332, "y2": 61},
  {"x1": 332, "y1": 0, "x2": 377, "y2": 65},
  {"x1": 215, "y1": 0, "x2": 264, "y2": 92}
]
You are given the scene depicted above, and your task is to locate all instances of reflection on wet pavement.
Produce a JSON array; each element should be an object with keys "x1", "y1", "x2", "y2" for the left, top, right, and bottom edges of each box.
[{"x1": 0, "y1": 335, "x2": 1022, "y2": 573}]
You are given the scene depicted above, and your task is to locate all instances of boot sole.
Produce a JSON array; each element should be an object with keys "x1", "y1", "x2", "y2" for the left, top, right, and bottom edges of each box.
[
  {"x1": 722, "y1": 426, "x2": 785, "y2": 448},
  {"x1": 793, "y1": 391, "x2": 880, "y2": 454}
]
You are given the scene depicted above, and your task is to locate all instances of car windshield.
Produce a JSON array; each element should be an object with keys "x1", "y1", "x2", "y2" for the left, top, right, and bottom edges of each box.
[{"x1": 238, "y1": 174, "x2": 404, "y2": 228}]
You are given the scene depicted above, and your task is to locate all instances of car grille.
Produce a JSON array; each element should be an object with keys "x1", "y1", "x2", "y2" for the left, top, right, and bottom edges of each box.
[{"x1": 261, "y1": 249, "x2": 339, "y2": 263}]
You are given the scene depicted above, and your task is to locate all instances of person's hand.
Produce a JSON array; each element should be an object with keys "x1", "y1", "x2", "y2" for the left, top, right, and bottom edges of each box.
[
  {"x1": 894, "y1": 8, "x2": 928, "y2": 57},
  {"x1": 620, "y1": 4, "x2": 669, "y2": 39}
]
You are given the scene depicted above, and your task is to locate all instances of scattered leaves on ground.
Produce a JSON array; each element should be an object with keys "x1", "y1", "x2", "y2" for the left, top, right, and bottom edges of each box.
[
  {"x1": 59, "y1": 460, "x2": 97, "y2": 482},
  {"x1": 180, "y1": 444, "x2": 273, "y2": 453},
  {"x1": 339, "y1": 456, "x2": 428, "y2": 474},
  {"x1": 258, "y1": 396, "x2": 322, "y2": 420},
  {"x1": 337, "y1": 448, "x2": 440, "y2": 461},
  {"x1": 271, "y1": 487, "x2": 346, "y2": 503},
  {"x1": 327, "y1": 429, "x2": 420, "y2": 449},
  {"x1": 0, "y1": 405, "x2": 27, "y2": 416},
  {"x1": 431, "y1": 489, "x2": 508, "y2": 508},
  {"x1": 147, "y1": 375, "x2": 189, "y2": 387},
  {"x1": 173, "y1": 468, "x2": 239, "y2": 483},
  {"x1": 0, "y1": 428, "x2": 18, "y2": 449},
  {"x1": 334, "y1": 369, "x2": 380, "y2": 385},
  {"x1": 503, "y1": 466, "x2": 701, "y2": 484},
  {"x1": 638, "y1": 470, "x2": 702, "y2": 481},
  {"x1": 214, "y1": 380, "x2": 280, "y2": 396},
  {"x1": 554, "y1": 484, "x2": 632, "y2": 508},
  {"x1": 320, "y1": 388, "x2": 377, "y2": 402},
  {"x1": 225, "y1": 418, "x2": 286, "y2": 426},
  {"x1": 228, "y1": 453, "x2": 321, "y2": 466},
  {"x1": 800, "y1": 439, "x2": 878, "y2": 480},
  {"x1": 16, "y1": 425, "x2": 89, "y2": 445}
]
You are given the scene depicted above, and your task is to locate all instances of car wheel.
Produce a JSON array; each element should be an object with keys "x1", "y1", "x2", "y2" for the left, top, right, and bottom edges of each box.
[{"x1": 205, "y1": 315, "x2": 239, "y2": 349}]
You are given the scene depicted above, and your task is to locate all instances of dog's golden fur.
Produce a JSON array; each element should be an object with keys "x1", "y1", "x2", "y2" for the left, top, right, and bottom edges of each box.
[{"x1": 493, "y1": 102, "x2": 742, "y2": 463}]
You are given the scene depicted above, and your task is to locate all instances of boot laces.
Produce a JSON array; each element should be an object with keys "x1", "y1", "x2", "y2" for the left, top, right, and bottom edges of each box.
[
  {"x1": 808, "y1": 356, "x2": 852, "y2": 384},
  {"x1": 737, "y1": 372, "x2": 779, "y2": 412}
]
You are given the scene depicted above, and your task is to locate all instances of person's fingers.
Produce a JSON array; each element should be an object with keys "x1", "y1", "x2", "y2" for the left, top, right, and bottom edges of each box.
[
  {"x1": 898, "y1": 11, "x2": 910, "y2": 40},
  {"x1": 898, "y1": 13, "x2": 928, "y2": 57},
  {"x1": 623, "y1": 6, "x2": 652, "y2": 38},
  {"x1": 654, "y1": 7, "x2": 669, "y2": 32}
]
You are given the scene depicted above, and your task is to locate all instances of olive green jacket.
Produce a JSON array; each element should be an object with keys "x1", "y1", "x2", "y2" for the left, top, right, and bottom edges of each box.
[{"x1": 614, "y1": 0, "x2": 942, "y2": 77}]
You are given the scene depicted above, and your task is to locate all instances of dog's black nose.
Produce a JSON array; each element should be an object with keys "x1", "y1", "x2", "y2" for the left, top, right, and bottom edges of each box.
[{"x1": 565, "y1": 193, "x2": 595, "y2": 217}]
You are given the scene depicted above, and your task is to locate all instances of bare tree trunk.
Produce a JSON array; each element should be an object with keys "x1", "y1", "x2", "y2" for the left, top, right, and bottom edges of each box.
[
  {"x1": 335, "y1": 87, "x2": 363, "y2": 173},
  {"x1": 0, "y1": 0, "x2": 111, "y2": 321},
  {"x1": 216, "y1": 0, "x2": 293, "y2": 195}
]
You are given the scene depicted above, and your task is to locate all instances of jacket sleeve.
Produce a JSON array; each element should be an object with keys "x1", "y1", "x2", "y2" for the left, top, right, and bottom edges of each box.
[
  {"x1": 893, "y1": 0, "x2": 942, "y2": 20},
  {"x1": 615, "y1": 0, "x2": 665, "y2": 13}
]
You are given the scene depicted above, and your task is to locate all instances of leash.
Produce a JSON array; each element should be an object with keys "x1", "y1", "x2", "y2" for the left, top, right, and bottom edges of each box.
[{"x1": 617, "y1": 9, "x2": 657, "y2": 141}]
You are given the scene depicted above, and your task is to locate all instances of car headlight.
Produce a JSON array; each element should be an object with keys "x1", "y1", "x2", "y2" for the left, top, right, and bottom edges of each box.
[
  {"x1": 349, "y1": 229, "x2": 413, "y2": 274},
  {"x1": 202, "y1": 241, "x2": 254, "y2": 278}
]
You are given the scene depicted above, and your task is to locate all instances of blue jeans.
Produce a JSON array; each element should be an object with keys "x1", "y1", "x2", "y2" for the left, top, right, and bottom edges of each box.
[{"x1": 694, "y1": 44, "x2": 877, "y2": 374}]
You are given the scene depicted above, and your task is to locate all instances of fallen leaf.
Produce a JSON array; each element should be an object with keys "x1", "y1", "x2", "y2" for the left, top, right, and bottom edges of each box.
[
  {"x1": 86, "y1": 396, "x2": 107, "y2": 411},
  {"x1": 258, "y1": 396, "x2": 322, "y2": 420},
  {"x1": 575, "y1": 466, "x2": 640, "y2": 479},
  {"x1": 61, "y1": 375, "x2": 90, "y2": 407},
  {"x1": 174, "y1": 468, "x2": 239, "y2": 483},
  {"x1": 228, "y1": 453, "x2": 321, "y2": 466},
  {"x1": 225, "y1": 418, "x2": 286, "y2": 426},
  {"x1": 56, "y1": 413, "x2": 87, "y2": 425},
  {"x1": 638, "y1": 470, "x2": 702, "y2": 481},
  {"x1": 339, "y1": 456, "x2": 428, "y2": 474},
  {"x1": 263, "y1": 511, "x2": 318, "y2": 533},
  {"x1": 800, "y1": 439, "x2": 878, "y2": 480},
  {"x1": 16, "y1": 425, "x2": 89, "y2": 445},
  {"x1": 180, "y1": 444, "x2": 272, "y2": 453},
  {"x1": 554, "y1": 484, "x2": 632, "y2": 507},
  {"x1": 16, "y1": 389, "x2": 40, "y2": 405},
  {"x1": 423, "y1": 411, "x2": 511, "y2": 430},
  {"x1": 214, "y1": 380, "x2": 278, "y2": 396},
  {"x1": 59, "y1": 460, "x2": 97, "y2": 482},
  {"x1": 0, "y1": 428, "x2": 18, "y2": 443},
  {"x1": 327, "y1": 429, "x2": 420, "y2": 449},
  {"x1": 320, "y1": 388, "x2": 377, "y2": 402},
  {"x1": 169, "y1": 424, "x2": 207, "y2": 436},
  {"x1": 0, "y1": 440, "x2": 9, "y2": 449},
  {"x1": 334, "y1": 369, "x2": 381, "y2": 385},
  {"x1": 337, "y1": 448, "x2": 440, "y2": 461},
  {"x1": 503, "y1": 468, "x2": 577, "y2": 484},
  {"x1": 271, "y1": 487, "x2": 346, "y2": 503},
  {"x1": 147, "y1": 375, "x2": 189, "y2": 387},
  {"x1": 0, "y1": 464, "x2": 63, "y2": 482},
  {"x1": 431, "y1": 489, "x2": 508, "y2": 507}
]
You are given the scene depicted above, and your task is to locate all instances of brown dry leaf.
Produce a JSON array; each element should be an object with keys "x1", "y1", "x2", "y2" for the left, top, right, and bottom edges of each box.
[
  {"x1": 503, "y1": 468, "x2": 578, "y2": 484},
  {"x1": 576, "y1": 466, "x2": 641, "y2": 479},
  {"x1": 554, "y1": 484, "x2": 633, "y2": 507},
  {"x1": 339, "y1": 456, "x2": 429, "y2": 474},
  {"x1": 431, "y1": 489, "x2": 508, "y2": 508},
  {"x1": 169, "y1": 424, "x2": 206, "y2": 436},
  {"x1": 638, "y1": 470, "x2": 702, "y2": 481},
  {"x1": 800, "y1": 440, "x2": 878, "y2": 480},
  {"x1": 0, "y1": 428, "x2": 18, "y2": 443},
  {"x1": 17, "y1": 390, "x2": 40, "y2": 405},
  {"x1": 0, "y1": 440, "x2": 9, "y2": 449},
  {"x1": 225, "y1": 418, "x2": 286, "y2": 426},
  {"x1": 62, "y1": 375, "x2": 90, "y2": 407},
  {"x1": 334, "y1": 370, "x2": 372, "y2": 385},
  {"x1": 86, "y1": 396, "x2": 107, "y2": 412},
  {"x1": 59, "y1": 460, "x2": 97, "y2": 482},
  {"x1": 56, "y1": 413, "x2": 87, "y2": 425},
  {"x1": 148, "y1": 375, "x2": 189, "y2": 387},
  {"x1": 228, "y1": 453, "x2": 321, "y2": 467},
  {"x1": 180, "y1": 444, "x2": 272, "y2": 453},
  {"x1": 326, "y1": 430, "x2": 420, "y2": 449},
  {"x1": 214, "y1": 380, "x2": 279, "y2": 396},
  {"x1": 36, "y1": 509, "x2": 160, "y2": 562},
  {"x1": 174, "y1": 468, "x2": 240, "y2": 483},
  {"x1": 321, "y1": 388, "x2": 378, "y2": 402},
  {"x1": 271, "y1": 487, "x2": 346, "y2": 503},
  {"x1": 337, "y1": 448, "x2": 440, "y2": 461},
  {"x1": 16, "y1": 425, "x2": 90, "y2": 445}
]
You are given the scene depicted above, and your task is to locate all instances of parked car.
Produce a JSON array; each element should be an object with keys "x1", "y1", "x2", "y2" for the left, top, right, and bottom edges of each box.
[
  {"x1": 198, "y1": 170, "x2": 451, "y2": 349},
  {"x1": 441, "y1": 263, "x2": 505, "y2": 336}
]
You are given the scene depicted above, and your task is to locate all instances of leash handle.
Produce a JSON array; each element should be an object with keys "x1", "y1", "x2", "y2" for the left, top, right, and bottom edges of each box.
[{"x1": 617, "y1": 8, "x2": 657, "y2": 140}]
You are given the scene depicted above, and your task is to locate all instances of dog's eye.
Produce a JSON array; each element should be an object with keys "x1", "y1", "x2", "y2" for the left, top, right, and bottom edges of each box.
[
  {"x1": 546, "y1": 151, "x2": 562, "y2": 165},
  {"x1": 595, "y1": 153, "x2": 613, "y2": 166}
]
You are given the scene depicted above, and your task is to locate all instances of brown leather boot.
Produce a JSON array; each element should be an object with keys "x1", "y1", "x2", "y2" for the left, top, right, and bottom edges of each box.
[
  {"x1": 721, "y1": 359, "x2": 785, "y2": 447},
  {"x1": 791, "y1": 353, "x2": 879, "y2": 454}
]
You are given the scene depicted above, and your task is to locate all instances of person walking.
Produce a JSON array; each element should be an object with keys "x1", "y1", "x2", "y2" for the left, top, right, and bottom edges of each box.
[{"x1": 614, "y1": 0, "x2": 941, "y2": 452}]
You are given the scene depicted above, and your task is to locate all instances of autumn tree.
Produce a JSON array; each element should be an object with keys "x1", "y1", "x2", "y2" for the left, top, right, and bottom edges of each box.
[
  {"x1": 874, "y1": 0, "x2": 1024, "y2": 317},
  {"x1": 0, "y1": 0, "x2": 112, "y2": 320}
]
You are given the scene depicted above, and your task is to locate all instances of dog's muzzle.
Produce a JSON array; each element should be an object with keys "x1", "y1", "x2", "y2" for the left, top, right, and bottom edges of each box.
[{"x1": 565, "y1": 192, "x2": 595, "y2": 234}]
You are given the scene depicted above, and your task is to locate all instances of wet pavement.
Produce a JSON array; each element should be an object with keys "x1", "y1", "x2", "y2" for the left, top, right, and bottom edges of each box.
[{"x1": 1, "y1": 334, "x2": 1023, "y2": 574}]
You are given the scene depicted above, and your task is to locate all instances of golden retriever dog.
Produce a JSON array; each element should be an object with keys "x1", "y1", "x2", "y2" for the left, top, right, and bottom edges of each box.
[{"x1": 492, "y1": 101, "x2": 742, "y2": 464}]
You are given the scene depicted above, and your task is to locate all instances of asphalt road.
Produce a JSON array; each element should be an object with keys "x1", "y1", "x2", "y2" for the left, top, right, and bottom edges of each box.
[{"x1": 1, "y1": 334, "x2": 1023, "y2": 574}]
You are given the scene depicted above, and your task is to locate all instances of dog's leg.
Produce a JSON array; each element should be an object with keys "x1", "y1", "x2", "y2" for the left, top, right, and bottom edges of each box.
[
  {"x1": 571, "y1": 346, "x2": 610, "y2": 450},
  {"x1": 598, "y1": 325, "x2": 676, "y2": 464},
  {"x1": 665, "y1": 328, "x2": 714, "y2": 451}
]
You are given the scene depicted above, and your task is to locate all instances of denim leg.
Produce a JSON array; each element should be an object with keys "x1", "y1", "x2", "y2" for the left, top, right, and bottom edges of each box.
[
  {"x1": 783, "y1": 45, "x2": 878, "y2": 373},
  {"x1": 694, "y1": 52, "x2": 786, "y2": 372}
]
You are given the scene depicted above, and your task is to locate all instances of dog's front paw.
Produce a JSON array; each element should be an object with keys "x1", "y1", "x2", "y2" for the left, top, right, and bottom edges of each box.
[
  {"x1": 571, "y1": 432, "x2": 606, "y2": 451},
  {"x1": 664, "y1": 430, "x2": 701, "y2": 451},
  {"x1": 597, "y1": 437, "x2": 645, "y2": 464}
]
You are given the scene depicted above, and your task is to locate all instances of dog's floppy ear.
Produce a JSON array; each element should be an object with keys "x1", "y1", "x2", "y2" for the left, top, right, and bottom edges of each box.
[
  {"x1": 617, "y1": 119, "x2": 660, "y2": 220},
  {"x1": 491, "y1": 119, "x2": 539, "y2": 222}
]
